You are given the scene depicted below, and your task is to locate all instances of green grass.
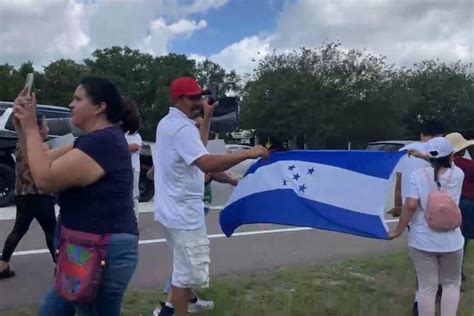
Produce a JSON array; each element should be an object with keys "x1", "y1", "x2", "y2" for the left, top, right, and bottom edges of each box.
[{"x1": 6, "y1": 245, "x2": 474, "y2": 316}]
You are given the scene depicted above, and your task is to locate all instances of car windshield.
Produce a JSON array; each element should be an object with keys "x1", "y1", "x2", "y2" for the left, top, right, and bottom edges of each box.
[
  {"x1": 4, "y1": 108, "x2": 72, "y2": 136},
  {"x1": 366, "y1": 143, "x2": 404, "y2": 152},
  {"x1": 0, "y1": 103, "x2": 11, "y2": 116}
]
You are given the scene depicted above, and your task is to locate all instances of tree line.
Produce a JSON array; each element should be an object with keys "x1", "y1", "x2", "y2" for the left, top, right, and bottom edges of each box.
[{"x1": 1, "y1": 43, "x2": 472, "y2": 148}]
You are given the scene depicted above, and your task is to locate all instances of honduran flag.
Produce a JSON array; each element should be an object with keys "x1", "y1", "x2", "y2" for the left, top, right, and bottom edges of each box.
[{"x1": 219, "y1": 150, "x2": 404, "y2": 239}]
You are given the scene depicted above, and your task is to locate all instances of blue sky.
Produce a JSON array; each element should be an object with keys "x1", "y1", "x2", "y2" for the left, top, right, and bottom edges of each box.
[{"x1": 171, "y1": 0, "x2": 287, "y2": 56}]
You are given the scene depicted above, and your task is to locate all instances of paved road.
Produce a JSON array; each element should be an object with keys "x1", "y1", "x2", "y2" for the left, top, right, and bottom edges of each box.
[{"x1": 0, "y1": 200, "x2": 404, "y2": 311}]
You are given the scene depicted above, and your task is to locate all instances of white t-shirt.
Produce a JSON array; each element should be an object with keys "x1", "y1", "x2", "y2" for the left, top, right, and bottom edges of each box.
[
  {"x1": 153, "y1": 107, "x2": 209, "y2": 230},
  {"x1": 407, "y1": 166, "x2": 465, "y2": 252},
  {"x1": 396, "y1": 142, "x2": 430, "y2": 202},
  {"x1": 125, "y1": 132, "x2": 143, "y2": 172}
]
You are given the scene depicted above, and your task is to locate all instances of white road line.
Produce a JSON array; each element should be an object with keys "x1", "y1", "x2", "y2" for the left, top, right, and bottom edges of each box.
[
  {"x1": 0, "y1": 204, "x2": 224, "y2": 221},
  {"x1": 139, "y1": 227, "x2": 314, "y2": 245},
  {"x1": 9, "y1": 220, "x2": 399, "y2": 257}
]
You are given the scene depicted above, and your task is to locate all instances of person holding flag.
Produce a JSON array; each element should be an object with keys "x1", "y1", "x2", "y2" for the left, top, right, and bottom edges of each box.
[
  {"x1": 153, "y1": 77, "x2": 268, "y2": 316},
  {"x1": 389, "y1": 137, "x2": 465, "y2": 316}
]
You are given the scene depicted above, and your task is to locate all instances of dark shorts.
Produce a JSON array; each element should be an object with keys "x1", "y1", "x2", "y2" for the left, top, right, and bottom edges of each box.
[{"x1": 460, "y1": 198, "x2": 474, "y2": 240}]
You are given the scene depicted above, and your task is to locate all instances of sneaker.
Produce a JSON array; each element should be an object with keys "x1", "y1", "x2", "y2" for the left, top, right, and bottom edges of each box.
[
  {"x1": 188, "y1": 298, "x2": 215, "y2": 313},
  {"x1": 153, "y1": 302, "x2": 174, "y2": 316},
  {"x1": 435, "y1": 285, "x2": 442, "y2": 303},
  {"x1": 412, "y1": 301, "x2": 418, "y2": 316},
  {"x1": 461, "y1": 272, "x2": 466, "y2": 292},
  {"x1": 0, "y1": 266, "x2": 15, "y2": 280}
]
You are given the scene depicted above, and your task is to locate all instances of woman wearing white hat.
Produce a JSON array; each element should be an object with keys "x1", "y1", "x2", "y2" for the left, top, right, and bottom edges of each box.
[
  {"x1": 445, "y1": 132, "x2": 474, "y2": 285},
  {"x1": 389, "y1": 137, "x2": 465, "y2": 316}
]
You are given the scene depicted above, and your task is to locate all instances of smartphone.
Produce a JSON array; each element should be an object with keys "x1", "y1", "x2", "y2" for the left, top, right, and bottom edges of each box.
[
  {"x1": 207, "y1": 84, "x2": 217, "y2": 105},
  {"x1": 25, "y1": 73, "x2": 34, "y2": 95}
]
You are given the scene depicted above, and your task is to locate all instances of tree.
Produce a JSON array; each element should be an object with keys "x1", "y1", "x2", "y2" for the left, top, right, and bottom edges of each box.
[
  {"x1": 0, "y1": 64, "x2": 19, "y2": 101},
  {"x1": 3, "y1": 44, "x2": 471, "y2": 146},
  {"x1": 84, "y1": 46, "x2": 156, "y2": 106},
  {"x1": 241, "y1": 43, "x2": 406, "y2": 149},
  {"x1": 195, "y1": 59, "x2": 242, "y2": 97},
  {"x1": 398, "y1": 61, "x2": 474, "y2": 137},
  {"x1": 144, "y1": 53, "x2": 197, "y2": 139},
  {"x1": 0, "y1": 62, "x2": 42, "y2": 102},
  {"x1": 84, "y1": 47, "x2": 197, "y2": 139},
  {"x1": 38, "y1": 59, "x2": 89, "y2": 106}
]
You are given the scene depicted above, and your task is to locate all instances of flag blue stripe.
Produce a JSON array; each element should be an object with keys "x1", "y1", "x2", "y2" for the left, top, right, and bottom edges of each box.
[
  {"x1": 246, "y1": 150, "x2": 404, "y2": 179},
  {"x1": 220, "y1": 189, "x2": 389, "y2": 240}
]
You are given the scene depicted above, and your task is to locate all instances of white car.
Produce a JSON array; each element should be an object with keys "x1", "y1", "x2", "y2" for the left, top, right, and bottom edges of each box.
[{"x1": 225, "y1": 144, "x2": 252, "y2": 154}]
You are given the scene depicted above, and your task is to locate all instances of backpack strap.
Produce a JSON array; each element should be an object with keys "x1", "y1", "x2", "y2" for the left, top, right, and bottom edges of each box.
[
  {"x1": 423, "y1": 168, "x2": 436, "y2": 191},
  {"x1": 427, "y1": 168, "x2": 454, "y2": 190}
]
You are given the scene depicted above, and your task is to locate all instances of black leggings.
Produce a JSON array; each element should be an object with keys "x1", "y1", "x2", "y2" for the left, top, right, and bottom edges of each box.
[{"x1": 1, "y1": 195, "x2": 57, "y2": 262}]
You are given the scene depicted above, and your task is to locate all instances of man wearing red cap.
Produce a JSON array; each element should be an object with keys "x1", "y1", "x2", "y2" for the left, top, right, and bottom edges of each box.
[{"x1": 153, "y1": 77, "x2": 269, "y2": 316}]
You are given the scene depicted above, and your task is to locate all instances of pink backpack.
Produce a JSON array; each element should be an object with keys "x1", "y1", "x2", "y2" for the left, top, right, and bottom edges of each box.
[{"x1": 423, "y1": 168, "x2": 462, "y2": 231}]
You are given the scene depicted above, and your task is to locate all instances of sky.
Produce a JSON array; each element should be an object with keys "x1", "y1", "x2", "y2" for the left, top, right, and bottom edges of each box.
[{"x1": 0, "y1": 0, "x2": 472, "y2": 74}]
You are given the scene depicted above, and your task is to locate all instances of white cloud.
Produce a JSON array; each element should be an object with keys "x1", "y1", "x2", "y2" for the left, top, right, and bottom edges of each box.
[
  {"x1": 271, "y1": 0, "x2": 474, "y2": 66},
  {"x1": 0, "y1": 0, "x2": 224, "y2": 68},
  {"x1": 1, "y1": 0, "x2": 472, "y2": 74},
  {"x1": 210, "y1": 35, "x2": 273, "y2": 74},
  {"x1": 167, "y1": 19, "x2": 207, "y2": 35},
  {"x1": 188, "y1": 53, "x2": 207, "y2": 63},
  {"x1": 210, "y1": 0, "x2": 473, "y2": 74},
  {"x1": 0, "y1": 0, "x2": 90, "y2": 67},
  {"x1": 86, "y1": 0, "x2": 158, "y2": 49},
  {"x1": 85, "y1": 0, "x2": 224, "y2": 49},
  {"x1": 182, "y1": 0, "x2": 228, "y2": 16},
  {"x1": 142, "y1": 18, "x2": 207, "y2": 55}
]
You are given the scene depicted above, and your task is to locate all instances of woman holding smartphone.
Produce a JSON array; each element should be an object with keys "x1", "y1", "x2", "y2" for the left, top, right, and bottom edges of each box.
[
  {"x1": 0, "y1": 115, "x2": 56, "y2": 279},
  {"x1": 13, "y1": 77, "x2": 138, "y2": 315}
]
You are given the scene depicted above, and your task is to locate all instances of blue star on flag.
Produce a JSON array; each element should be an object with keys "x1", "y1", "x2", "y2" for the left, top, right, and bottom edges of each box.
[
  {"x1": 293, "y1": 173, "x2": 300, "y2": 181},
  {"x1": 307, "y1": 167, "x2": 315, "y2": 175},
  {"x1": 299, "y1": 184, "x2": 307, "y2": 193},
  {"x1": 288, "y1": 165, "x2": 296, "y2": 171}
]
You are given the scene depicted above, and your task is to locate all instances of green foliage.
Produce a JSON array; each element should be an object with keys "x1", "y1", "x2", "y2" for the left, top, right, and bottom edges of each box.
[
  {"x1": 240, "y1": 43, "x2": 473, "y2": 148},
  {"x1": 1, "y1": 44, "x2": 472, "y2": 145}
]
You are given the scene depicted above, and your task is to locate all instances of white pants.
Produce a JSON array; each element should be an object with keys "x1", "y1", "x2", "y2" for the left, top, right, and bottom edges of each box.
[
  {"x1": 410, "y1": 247, "x2": 463, "y2": 316},
  {"x1": 164, "y1": 225, "x2": 210, "y2": 289},
  {"x1": 133, "y1": 170, "x2": 140, "y2": 222}
]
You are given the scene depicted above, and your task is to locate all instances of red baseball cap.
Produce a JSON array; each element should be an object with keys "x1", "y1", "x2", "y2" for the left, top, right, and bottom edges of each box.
[{"x1": 170, "y1": 77, "x2": 205, "y2": 99}]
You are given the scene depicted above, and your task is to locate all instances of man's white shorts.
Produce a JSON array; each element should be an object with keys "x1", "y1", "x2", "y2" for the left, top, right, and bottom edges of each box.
[{"x1": 165, "y1": 225, "x2": 210, "y2": 289}]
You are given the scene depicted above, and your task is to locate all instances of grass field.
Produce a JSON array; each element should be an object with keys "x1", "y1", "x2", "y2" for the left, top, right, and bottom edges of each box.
[{"x1": 7, "y1": 245, "x2": 474, "y2": 316}]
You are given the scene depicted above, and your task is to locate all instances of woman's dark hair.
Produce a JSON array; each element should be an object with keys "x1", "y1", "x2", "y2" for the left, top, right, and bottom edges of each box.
[
  {"x1": 421, "y1": 119, "x2": 445, "y2": 137},
  {"x1": 430, "y1": 155, "x2": 452, "y2": 188},
  {"x1": 455, "y1": 149, "x2": 466, "y2": 158},
  {"x1": 122, "y1": 97, "x2": 140, "y2": 134},
  {"x1": 79, "y1": 77, "x2": 135, "y2": 132}
]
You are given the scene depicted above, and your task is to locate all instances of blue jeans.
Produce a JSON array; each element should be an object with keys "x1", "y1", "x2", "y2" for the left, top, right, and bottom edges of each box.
[{"x1": 39, "y1": 233, "x2": 139, "y2": 316}]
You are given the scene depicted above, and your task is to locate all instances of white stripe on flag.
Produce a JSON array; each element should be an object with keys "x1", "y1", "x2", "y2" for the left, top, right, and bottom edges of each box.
[{"x1": 228, "y1": 160, "x2": 389, "y2": 216}]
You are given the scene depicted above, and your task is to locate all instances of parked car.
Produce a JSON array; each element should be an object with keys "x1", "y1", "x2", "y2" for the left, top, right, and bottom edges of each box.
[
  {"x1": 225, "y1": 144, "x2": 252, "y2": 154},
  {"x1": 138, "y1": 142, "x2": 154, "y2": 202},
  {"x1": 0, "y1": 101, "x2": 155, "y2": 206},
  {"x1": 365, "y1": 140, "x2": 414, "y2": 152},
  {"x1": 367, "y1": 137, "x2": 472, "y2": 159},
  {"x1": 0, "y1": 101, "x2": 72, "y2": 207}
]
